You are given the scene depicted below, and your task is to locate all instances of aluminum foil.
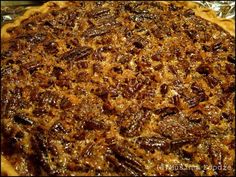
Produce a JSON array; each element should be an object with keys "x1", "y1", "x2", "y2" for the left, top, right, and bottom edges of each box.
[
  {"x1": 194, "y1": 1, "x2": 235, "y2": 19},
  {"x1": 1, "y1": 1, "x2": 44, "y2": 26},
  {"x1": 1, "y1": 1, "x2": 235, "y2": 26}
]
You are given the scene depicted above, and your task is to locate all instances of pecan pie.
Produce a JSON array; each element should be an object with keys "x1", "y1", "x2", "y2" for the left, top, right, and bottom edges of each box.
[{"x1": 1, "y1": 1, "x2": 235, "y2": 176}]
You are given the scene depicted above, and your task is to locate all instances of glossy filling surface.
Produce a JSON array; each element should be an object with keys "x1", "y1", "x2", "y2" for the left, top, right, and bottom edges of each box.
[{"x1": 1, "y1": 1, "x2": 235, "y2": 176}]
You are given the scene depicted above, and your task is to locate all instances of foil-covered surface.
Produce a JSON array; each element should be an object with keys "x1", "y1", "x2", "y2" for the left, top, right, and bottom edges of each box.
[
  {"x1": 194, "y1": 1, "x2": 235, "y2": 19},
  {"x1": 1, "y1": 1, "x2": 44, "y2": 26},
  {"x1": 1, "y1": 1, "x2": 235, "y2": 26}
]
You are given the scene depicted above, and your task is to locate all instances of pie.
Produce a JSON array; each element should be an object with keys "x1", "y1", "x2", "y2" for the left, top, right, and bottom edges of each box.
[{"x1": 1, "y1": 1, "x2": 235, "y2": 176}]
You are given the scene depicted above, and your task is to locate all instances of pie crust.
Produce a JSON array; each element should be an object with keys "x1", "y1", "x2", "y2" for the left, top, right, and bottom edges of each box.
[
  {"x1": 1, "y1": 1, "x2": 235, "y2": 176},
  {"x1": 1, "y1": 1, "x2": 235, "y2": 39}
]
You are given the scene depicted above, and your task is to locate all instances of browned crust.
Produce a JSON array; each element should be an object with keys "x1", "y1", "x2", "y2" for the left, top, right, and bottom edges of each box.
[
  {"x1": 1, "y1": 1, "x2": 235, "y2": 176},
  {"x1": 1, "y1": 1, "x2": 235, "y2": 40},
  {"x1": 177, "y1": 1, "x2": 235, "y2": 36},
  {"x1": 1, "y1": 1, "x2": 67, "y2": 39},
  {"x1": 1, "y1": 2, "x2": 67, "y2": 176}
]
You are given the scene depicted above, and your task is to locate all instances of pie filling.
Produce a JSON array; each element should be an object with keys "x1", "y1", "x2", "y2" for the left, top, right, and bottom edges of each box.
[{"x1": 1, "y1": 1, "x2": 235, "y2": 176}]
